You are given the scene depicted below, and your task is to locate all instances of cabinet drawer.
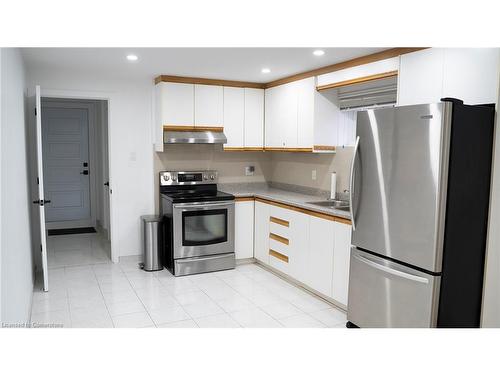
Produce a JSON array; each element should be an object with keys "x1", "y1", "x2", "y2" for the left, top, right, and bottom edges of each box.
[
  {"x1": 269, "y1": 249, "x2": 289, "y2": 274},
  {"x1": 269, "y1": 220, "x2": 290, "y2": 238},
  {"x1": 269, "y1": 233, "x2": 290, "y2": 256},
  {"x1": 269, "y1": 205, "x2": 295, "y2": 223}
]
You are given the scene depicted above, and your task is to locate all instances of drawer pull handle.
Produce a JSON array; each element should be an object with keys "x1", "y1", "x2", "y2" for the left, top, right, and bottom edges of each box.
[
  {"x1": 269, "y1": 249, "x2": 289, "y2": 263},
  {"x1": 270, "y1": 216, "x2": 289, "y2": 227},
  {"x1": 269, "y1": 233, "x2": 289, "y2": 245}
]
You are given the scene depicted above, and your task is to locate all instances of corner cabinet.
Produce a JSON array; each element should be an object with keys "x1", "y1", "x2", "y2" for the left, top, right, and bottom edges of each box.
[
  {"x1": 264, "y1": 77, "x2": 354, "y2": 152},
  {"x1": 398, "y1": 48, "x2": 500, "y2": 106}
]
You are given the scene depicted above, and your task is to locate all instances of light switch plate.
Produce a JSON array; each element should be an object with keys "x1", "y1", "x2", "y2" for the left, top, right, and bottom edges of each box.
[{"x1": 312, "y1": 169, "x2": 317, "y2": 180}]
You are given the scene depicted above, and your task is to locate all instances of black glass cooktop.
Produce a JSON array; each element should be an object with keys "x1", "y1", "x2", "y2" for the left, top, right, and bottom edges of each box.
[{"x1": 160, "y1": 187, "x2": 234, "y2": 203}]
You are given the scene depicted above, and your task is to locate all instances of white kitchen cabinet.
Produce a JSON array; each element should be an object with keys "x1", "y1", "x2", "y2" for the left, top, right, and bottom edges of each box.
[
  {"x1": 398, "y1": 48, "x2": 445, "y2": 106},
  {"x1": 265, "y1": 82, "x2": 298, "y2": 148},
  {"x1": 317, "y1": 57, "x2": 400, "y2": 89},
  {"x1": 223, "y1": 87, "x2": 245, "y2": 148},
  {"x1": 265, "y1": 77, "x2": 343, "y2": 151},
  {"x1": 194, "y1": 84, "x2": 223, "y2": 126},
  {"x1": 306, "y1": 216, "x2": 335, "y2": 297},
  {"x1": 254, "y1": 201, "x2": 270, "y2": 264},
  {"x1": 156, "y1": 82, "x2": 194, "y2": 127},
  {"x1": 398, "y1": 48, "x2": 499, "y2": 106},
  {"x1": 235, "y1": 200, "x2": 254, "y2": 259},
  {"x1": 267, "y1": 206, "x2": 309, "y2": 283},
  {"x1": 244, "y1": 88, "x2": 264, "y2": 148},
  {"x1": 332, "y1": 221, "x2": 352, "y2": 306},
  {"x1": 442, "y1": 48, "x2": 499, "y2": 105}
]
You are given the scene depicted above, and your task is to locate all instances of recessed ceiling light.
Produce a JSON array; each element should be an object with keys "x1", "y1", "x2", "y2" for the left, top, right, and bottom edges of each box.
[
  {"x1": 261, "y1": 68, "x2": 271, "y2": 74},
  {"x1": 126, "y1": 54, "x2": 138, "y2": 61},
  {"x1": 313, "y1": 49, "x2": 325, "y2": 56}
]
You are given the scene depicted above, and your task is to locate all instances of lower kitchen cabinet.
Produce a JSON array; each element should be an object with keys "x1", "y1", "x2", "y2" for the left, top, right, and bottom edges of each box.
[
  {"x1": 332, "y1": 221, "x2": 352, "y2": 306},
  {"x1": 235, "y1": 200, "x2": 255, "y2": 259},
  {"x1": 251, "y1": 199, "x2": 352, "y2": 307},
  {"x1": 306, "y1": 216, "x2": 335, "y2": 297},
  {"x1": 254, "y1": 201, "x2": 270, "y2": 264}
]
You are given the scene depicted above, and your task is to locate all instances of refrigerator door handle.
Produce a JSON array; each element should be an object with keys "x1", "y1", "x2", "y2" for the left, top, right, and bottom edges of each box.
[
  {"x1": 349, "y1": 136, "x2": 360, "y2": 230},
  {"x1": 352, "y1": 251, "x2": 429, "y2": 284}
]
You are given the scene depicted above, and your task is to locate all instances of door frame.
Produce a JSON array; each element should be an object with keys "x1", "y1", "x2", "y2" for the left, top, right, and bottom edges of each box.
[
  {"x1": 39, "y1": 88, "x2": 118, "y2": 263},
  {"x1": 41, "y1": 99, "x2": 97, "y2": 230}
]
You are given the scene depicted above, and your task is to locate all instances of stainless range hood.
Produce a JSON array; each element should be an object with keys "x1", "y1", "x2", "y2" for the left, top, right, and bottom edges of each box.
[{"x1": 163, "y1": 130, "x2": 227, "y2": 144}]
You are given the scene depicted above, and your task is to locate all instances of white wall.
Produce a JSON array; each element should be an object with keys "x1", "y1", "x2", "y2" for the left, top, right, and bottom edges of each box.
[
  {"x1": 1, "y1": 48, "x2": 34, "y2": 324},
  {"x1": 482, "y1": 55, "x2": 500, "y2": 327},
  {"x1": 26, "y1": 66, "x2": 155, "y2": 259}
]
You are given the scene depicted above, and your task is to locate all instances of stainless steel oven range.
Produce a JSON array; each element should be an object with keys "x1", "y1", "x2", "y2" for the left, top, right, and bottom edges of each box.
[{"x1": 160, "y1": 170, "x2": 235, "y2": 276}]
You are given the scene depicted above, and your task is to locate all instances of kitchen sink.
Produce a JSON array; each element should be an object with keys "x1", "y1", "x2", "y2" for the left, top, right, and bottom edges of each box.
[{"x1": 306, "y1": 200, "x2": 350, "y2": 211}]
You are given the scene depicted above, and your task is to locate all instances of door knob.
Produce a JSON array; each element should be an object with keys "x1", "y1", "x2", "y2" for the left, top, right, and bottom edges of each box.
[
  {"x1": 80, "y1": 170, "x2": 89, "y2": 175},
  {"x1": 104, "y1": 181, "x2": 109, "y2": 186}
]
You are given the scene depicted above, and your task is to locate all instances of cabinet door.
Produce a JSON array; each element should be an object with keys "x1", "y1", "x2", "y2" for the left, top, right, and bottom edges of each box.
[
  {"x1": 442, "y1": 48, "x2": 500, "y2": 105},
  {"x1": 332, "y1": 222, "x2": 352, "y2": 306},
  {"x1": 158, "y1": 82, "x2": 194, "y2": 126},
  {"x1": 244, "y1": 88, "x2": 264, "y2": 148},
  {"x1": 223, "y1": 87, "x2": 245, "y2": 148},
  {"x1": 194, "y1": 84, "x2": 223, "y2": 126},
  {"x1": 264, "y1": 86, "x2": 282, "y2": 147},
  {"x1": 296, "y1": 77, "x2": 315, "y2": 149},
  {"x1": 398, "y1": 48, "x2": 444, "y2": 106},
  {"x1": 306, "y1": 216, "x2": 335, "y2": 297},
  {"x1": 265, "y1": 83, "x2": 298, "y2": 148},
  {"x1": 235, "y1": 200, "x2": 254, "y2": 259},
  {"x1": 254, "y1": 201, "x2": 270, "y2": 264}
]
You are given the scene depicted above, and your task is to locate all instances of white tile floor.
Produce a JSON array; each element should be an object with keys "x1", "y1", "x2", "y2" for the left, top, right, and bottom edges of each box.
[
  {"x1": 47, "y1": 232, "x2": 111, "y2": 269},
  {"x1": 32, "y1": 234, "x2": 347, "y2": 328}
]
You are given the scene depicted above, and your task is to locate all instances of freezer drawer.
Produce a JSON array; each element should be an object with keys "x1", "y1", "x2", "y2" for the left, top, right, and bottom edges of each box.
[{"x1": 347, "y1": 248, "x2": 440, "y2": 328}]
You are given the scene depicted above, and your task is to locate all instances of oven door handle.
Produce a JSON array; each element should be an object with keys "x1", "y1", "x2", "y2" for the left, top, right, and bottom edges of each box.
[{"x1": 173, "y1": 201, "x2": 234, "y2": 209}]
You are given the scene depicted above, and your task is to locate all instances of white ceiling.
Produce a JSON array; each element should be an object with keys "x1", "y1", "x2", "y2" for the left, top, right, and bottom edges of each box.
[{"x1": 21, "y1": 47, "x2": 386, "y2": 83}]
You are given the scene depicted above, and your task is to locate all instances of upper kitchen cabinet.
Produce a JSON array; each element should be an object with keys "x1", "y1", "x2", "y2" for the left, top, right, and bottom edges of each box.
[
  {"x1": 316, "y1": 57, "x2": 399, "y2": 90},
  {"x1": 223, "y1": 87, "x2": 245, "y2": 148},
  {"x1": 223, "y1": 87, "x2": 264, "y2": 150},
  {"x1": 265, "y1": 77, "x2": 340, "y2": 152},
  {"x1": 244, "y1": 88, "x2": 265, "y2": 149},
  {"x1": 156, "y1": 82, "x2": 194, "y2": 127},
  {"x1": 442, "y1": 49, "x2": 499, "y2": 105},
  {"x1": 194, "y1": 84, "x2": 223, "y2": 126},
  {"x1": 398, "y1": 48, "x2": 499, "y2": 106}
]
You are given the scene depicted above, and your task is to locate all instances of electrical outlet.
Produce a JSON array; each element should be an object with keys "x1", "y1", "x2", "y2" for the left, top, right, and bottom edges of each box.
[
  {"x1": 245, "y1": 166, "x2": 255, "y2": 176},
  {"x1": 312, "y1": 169, "x2": 317, "y2": 180}
]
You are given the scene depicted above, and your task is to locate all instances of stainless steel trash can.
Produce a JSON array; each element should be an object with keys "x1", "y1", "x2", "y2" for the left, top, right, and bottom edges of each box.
[{"x1": 140, "y1": 215, "x2": 163, "y2": 272}]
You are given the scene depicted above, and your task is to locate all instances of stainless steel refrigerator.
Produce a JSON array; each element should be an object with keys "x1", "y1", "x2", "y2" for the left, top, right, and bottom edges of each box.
[{"x1": 347, "y1": 99, "x2": 495, "y2": 328}]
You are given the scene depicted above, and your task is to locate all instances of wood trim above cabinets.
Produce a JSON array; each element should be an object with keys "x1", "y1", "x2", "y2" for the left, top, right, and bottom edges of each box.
[
  {"x1": 163, "y1": 125, "x2": 224, "y2": 132},
  {"x1": 264, "y1": 47, "x2": 426, "y2": 88},
  {"x1": 269, "y1": 249, "x2": 289, "y2": 263},
  {"x1": 316, "y1": 70, "x2": 399, "y2": 91},
  {"x1": 155, "y1": 75, "x2": 266, "y2": 89},
  {"x1": 334, "y1": 216, "x2": 352, "y2": 225}
]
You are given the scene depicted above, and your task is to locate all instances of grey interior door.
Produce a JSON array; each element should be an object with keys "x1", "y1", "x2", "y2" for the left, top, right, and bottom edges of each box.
[
  {"x1": 42, "y1": 107, "x2": 91, "y2": 224},
  {"x1": 348, "y1": 248, "x2": 440, "y2": 328},
  {"x1": 351, "y1": 103, "x2": 452, "y2": 272}
]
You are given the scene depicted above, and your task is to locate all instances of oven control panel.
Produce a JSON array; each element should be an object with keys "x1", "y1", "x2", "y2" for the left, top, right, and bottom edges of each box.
[{"x1": 160, "y1": 170, "x2": 218, "y2": 186}]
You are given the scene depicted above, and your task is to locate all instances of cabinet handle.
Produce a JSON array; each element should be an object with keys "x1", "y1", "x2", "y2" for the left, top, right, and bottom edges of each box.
[
  {"x1": 269, "y1": 249, "x2": 289, "y2": 263},
  {"x1": 270, "y1": 216, "x2": 289, "y2": 227},
  {"x1": 269, "y1": 233, "x2": 289, "y2": 245}
]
